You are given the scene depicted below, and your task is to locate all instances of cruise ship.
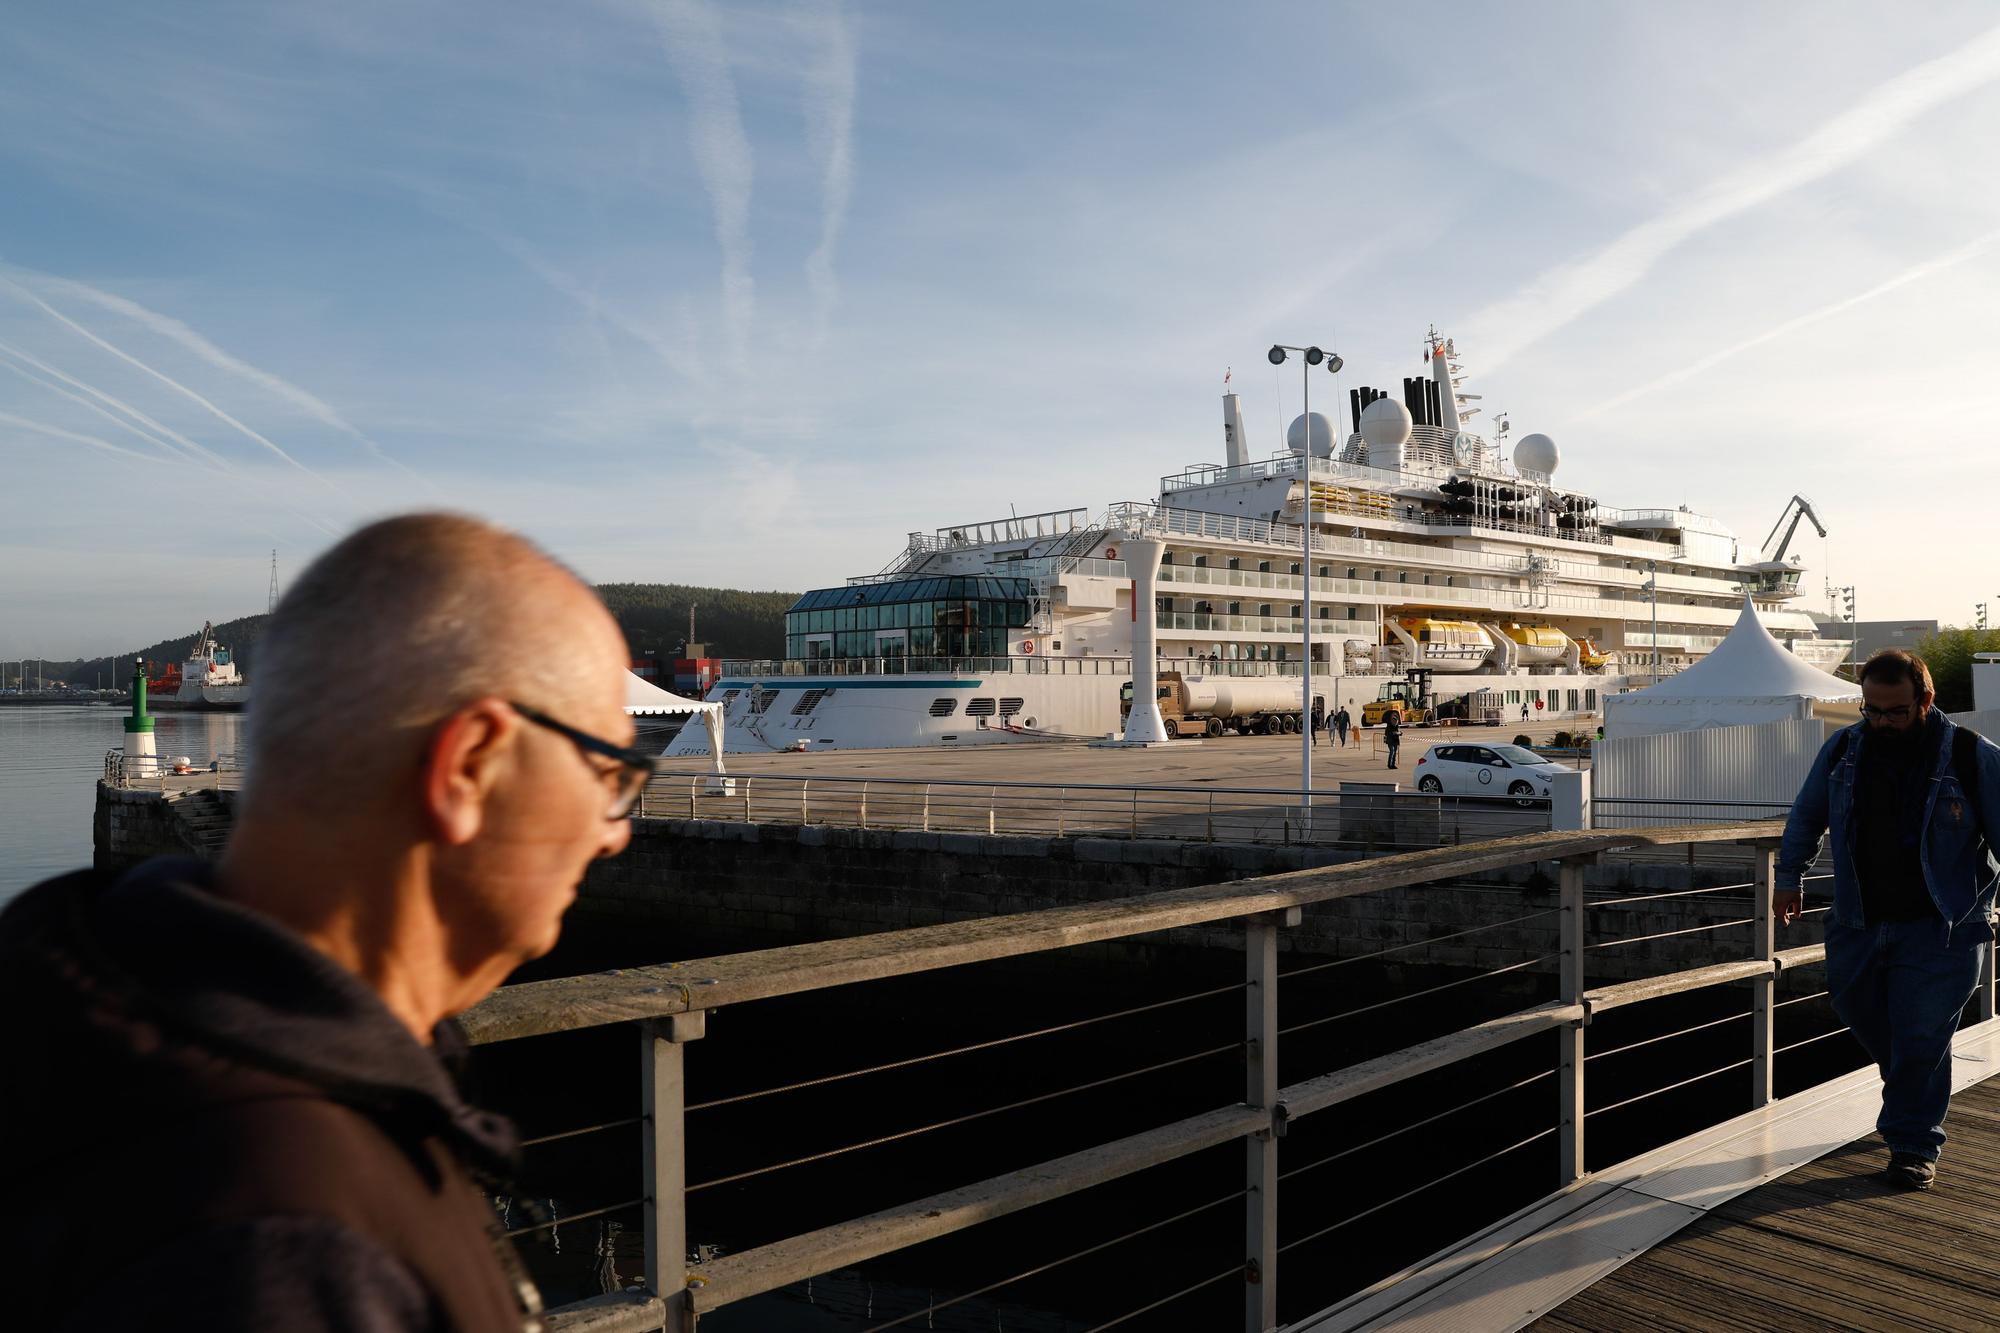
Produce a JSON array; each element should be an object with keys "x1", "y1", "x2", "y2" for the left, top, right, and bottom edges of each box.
[{"x1": 666, "y1": 330, "x2": 1840, "y2": 755}]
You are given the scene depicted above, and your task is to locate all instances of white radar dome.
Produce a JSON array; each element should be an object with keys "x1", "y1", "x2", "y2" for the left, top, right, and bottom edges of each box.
[
  {"x1": 1286, "y1": 411, "x2": 1334, "y2": 458},
  {"x1": 1359, "y1": 397, "x2": 1414, "y2": 450},
  {"x1": 1513, "y1": 432, "x2": 1559, "y2": 476}
]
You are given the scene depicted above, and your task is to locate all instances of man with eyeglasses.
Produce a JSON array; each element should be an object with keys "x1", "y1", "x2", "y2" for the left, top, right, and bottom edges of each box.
[
  {"x1": 1778, "y1": 648, "x2": 2000, "y2": 1193},
  {"x1": 0, "y1": 513, "x2": 648, "y2": 1330}
]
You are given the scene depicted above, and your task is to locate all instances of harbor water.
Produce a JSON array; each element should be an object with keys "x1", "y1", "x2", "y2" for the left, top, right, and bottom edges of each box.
[{"x1": 0, "y1": 704, "x2": 243, "y2": 903}]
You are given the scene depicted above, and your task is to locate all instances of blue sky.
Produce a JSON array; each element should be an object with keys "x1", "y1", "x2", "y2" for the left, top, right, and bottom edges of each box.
[{"x1": 3, "y1": 1, "x2": 1997, "y2": 660}]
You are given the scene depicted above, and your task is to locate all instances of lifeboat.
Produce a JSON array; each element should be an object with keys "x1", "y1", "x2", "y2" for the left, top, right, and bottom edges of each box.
[
  {"x1": 1500, "y1": 623, "x2": 1571, "y2": 665},
  {"x1": 1576, "y1": 637, "x2": 1610, "y2": 671},
  {"x1": 1384, "y1": 616, "x2": 1495, "y2": 673}
]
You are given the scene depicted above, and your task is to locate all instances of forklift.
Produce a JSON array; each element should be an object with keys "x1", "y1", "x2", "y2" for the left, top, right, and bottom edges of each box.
[{"x1": 1360, "y1": 667, "x2": 1438, "y2": 727}]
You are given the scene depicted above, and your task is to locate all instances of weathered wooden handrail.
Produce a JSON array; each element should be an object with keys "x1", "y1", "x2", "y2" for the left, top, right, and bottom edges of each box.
[
  {"x1": 472, "y1": 817, "x2": 1858, "y2": 1333},
  {"x1": 464, "y1": 821, "x2": 1784, "y2": 1044}
]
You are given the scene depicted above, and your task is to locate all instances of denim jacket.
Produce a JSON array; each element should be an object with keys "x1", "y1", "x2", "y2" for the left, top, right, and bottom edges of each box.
[{"x1": 1777, "y1": 712, "x2": 2000, "y2": 941}]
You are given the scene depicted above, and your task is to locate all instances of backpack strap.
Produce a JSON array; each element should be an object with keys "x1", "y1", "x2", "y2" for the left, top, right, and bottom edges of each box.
[{"x1": 1829, "y1": 727, "x2": 1853, "y2": 770}]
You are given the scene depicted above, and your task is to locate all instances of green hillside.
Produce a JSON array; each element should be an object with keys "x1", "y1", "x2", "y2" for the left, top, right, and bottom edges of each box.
[{"x1": 36, "y1": 582, "x2": 799, "y2": 689}]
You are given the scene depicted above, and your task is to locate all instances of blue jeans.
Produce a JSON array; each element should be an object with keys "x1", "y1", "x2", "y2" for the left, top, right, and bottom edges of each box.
[{"x1": 1824, "y1": 916, "x2": 1989, "y2": 1161}]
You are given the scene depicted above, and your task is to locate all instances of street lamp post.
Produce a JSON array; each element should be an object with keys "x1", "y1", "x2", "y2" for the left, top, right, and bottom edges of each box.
[
  {"x1": 1644, "y1": 560, "x2": 1660, "y2": 677},
  {"x1": 1267, "y1": 343, "x2": 1343, "y2": 815}
]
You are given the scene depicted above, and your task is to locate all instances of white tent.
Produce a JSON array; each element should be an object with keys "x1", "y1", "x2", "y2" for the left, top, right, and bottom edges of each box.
[
  {"x1": 1604, "y1": 596, "x2": 1860, "y2": 739},
  {"x1": 624, "y1": 672, "x2": 726, "y2": 775}
]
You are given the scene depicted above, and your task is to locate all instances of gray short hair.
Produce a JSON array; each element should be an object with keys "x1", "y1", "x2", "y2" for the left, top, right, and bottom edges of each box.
[{"x1": 245, "y1": 513, "x2": 611, "y2": 805}]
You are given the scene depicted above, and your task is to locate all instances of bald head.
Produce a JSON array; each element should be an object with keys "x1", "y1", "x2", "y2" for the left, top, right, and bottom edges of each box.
[{"x1": 245, "y1": 513, "x2": 628, "y2": 809}]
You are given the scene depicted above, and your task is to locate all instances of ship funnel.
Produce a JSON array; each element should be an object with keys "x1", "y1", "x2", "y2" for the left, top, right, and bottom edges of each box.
[{"x1": 1223, "y1": 393, "x2": 1251, "y2": 469}]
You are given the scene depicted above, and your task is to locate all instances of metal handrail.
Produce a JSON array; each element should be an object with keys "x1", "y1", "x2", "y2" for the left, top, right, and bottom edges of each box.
[{"x1": 451, "y1": 819, "x2": 1954, "y2": 1333}]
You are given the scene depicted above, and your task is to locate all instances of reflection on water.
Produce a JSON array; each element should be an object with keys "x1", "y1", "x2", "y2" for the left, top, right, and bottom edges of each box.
[{"x1": 0, "y1": 704, "x2": 245, "y2": 902}]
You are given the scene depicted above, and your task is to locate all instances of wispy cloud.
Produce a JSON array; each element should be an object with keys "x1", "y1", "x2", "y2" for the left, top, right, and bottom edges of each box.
[
  {"x1": 40, "y1": 275, "x2": 414, "y2": 477},
  {"x1": 482, "y1": 226, "x2": 704, "y2": 382},
  {"x1": 0, "y1": 408, "x2": 167, "y2": 464},
  {"x1": 1462, "y1": 24, "x2": 2000, "y2": 369},
  {"x1": 0, "y1": 274, "x2": 335, "y2": 486},
  {"x1": 0, "y1": 338, "x2": 236, "y2": 471},
  {"x1": 1577, "y1": 227, "x2": 2000, "y2": 420},
  {"x1": 797, "y1": 0, "x2": 856, "y2": 346},
  {"x1": 650, "y1": 0, "x2": 756, "y2": 375}
]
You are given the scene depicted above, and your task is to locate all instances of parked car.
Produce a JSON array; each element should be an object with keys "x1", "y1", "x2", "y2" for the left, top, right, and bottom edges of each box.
[{"x1": 1412, "y1": 742, "x2": 1569, "y2": 799}]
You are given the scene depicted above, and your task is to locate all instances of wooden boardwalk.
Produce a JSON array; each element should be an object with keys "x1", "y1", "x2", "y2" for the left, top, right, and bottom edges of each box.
[{"x1": 1535, "y1": 1077, "x2": 2000, "y2": 1331}]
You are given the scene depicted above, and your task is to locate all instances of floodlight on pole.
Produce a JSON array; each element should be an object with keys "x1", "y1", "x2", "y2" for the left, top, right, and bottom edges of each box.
[{"x1": 1266, "y1": 341, "x2": 1343, "y2": 823}]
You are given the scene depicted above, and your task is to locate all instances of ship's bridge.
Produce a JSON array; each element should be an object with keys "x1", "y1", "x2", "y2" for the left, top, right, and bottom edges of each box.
[{"x1": 785, "y1": 576, "x2": 1032, "y2": 662}]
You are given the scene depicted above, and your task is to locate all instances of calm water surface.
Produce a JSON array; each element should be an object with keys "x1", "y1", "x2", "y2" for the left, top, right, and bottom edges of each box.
[{"x1": 0, "y1": 704, "x2": 244, "y2": 903}]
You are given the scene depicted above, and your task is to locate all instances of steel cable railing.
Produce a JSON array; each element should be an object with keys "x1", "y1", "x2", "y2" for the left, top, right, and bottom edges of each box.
[
  {"x1": 1082, "y1": 1265, "x2": 1245, "y2": 1331},
  {"x1": 1278, "y1": 952, "x2": 1563, "y2": 1038},
  {"x1": 685, "y1": 980, "x2": 1246, "y2": 1114},
  {"x1": 1277, "y1": 1067, "x2": 1556, "y2": 1183},
  {"x1": 1274, "y1": 1126, "x2": 1560, "y2": 1257},
  {"x1": 863, "y1": 1187, "x2": 1248, "y2": 1331},
  {"x1": 685, "y1": 1040, "x2": 1243, "y2": 1194},
  {"x1": 465, "y1": 816, "x2": 1982, "y2": 1333},
  {"x1": 1277, "y1": 908, "x2": 1561, "y2": 982}
]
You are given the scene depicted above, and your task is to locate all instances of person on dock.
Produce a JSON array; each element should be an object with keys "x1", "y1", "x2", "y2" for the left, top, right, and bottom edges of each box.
[
  {"x1": 1777, "y1": 649, "x2": 2000, "y2": 1192},
  {"x1": 1334, "y1": 704, "x2": 1351, "y2": 747},
  {"x1": 1384, "y1": 712, "x2": 1403, "y2": 769},
  {"x1": 0, "y1": 513, "x2": 648, "y2": 1330},
  {"x1": 1310, "y1": 697, "x2": 1324, "y2": 746}
]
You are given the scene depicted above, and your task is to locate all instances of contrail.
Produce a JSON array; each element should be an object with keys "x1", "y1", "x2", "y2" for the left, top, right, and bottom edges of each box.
[
  {"x1": 1577, "y1": 227, "x2": 2000, "y2": 420},
  {"x1": 651, "y1": 0, "x2": 756, "y2": 375},
  {"x1": 0, "y1": 409, "x2": 169, "y2": 464},
  {"x1": 797, "y1": 0, "x2": 855, "y2": 346},
  {"x1": 36, "y1": 273, "x2": 441, "y2": 493},
  {"x1": 0, "y1": 338, "x2": 237, "y2": 471},
  {"x1": 0, "y1": 274, "x2": 339, "y2": 488},
  {"x1": 485, "y1": 228, "x2": 703, "y2": 381},
  {"x1": 1462, "y1": 23, "x2": 2000, "y2": 370}
]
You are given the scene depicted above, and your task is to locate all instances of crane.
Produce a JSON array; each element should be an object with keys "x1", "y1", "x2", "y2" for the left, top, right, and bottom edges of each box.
[{"x1": 1760, "y1": 495, "x2": 1827, "y2": 564}]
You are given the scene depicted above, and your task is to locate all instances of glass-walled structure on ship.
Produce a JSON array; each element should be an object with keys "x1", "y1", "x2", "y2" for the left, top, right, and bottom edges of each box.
[{"x1": 785, "y1": 576, "x2": 1032, "y2": 661}]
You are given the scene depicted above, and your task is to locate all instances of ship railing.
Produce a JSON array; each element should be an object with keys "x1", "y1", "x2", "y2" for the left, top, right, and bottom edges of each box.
[
  {"x1": 931, "y1": 508, "x2": 1093, "y2": 547},
  {"x1": 635, "y1": 771, "x2": 1557, "y2": 851},
  {"x1": 463, "y1": 824, "x2": 1913, "y2": 1333},
  {"x1": 718, "y1": 655, "x2": 1434, "y2": 681},
  {"x1": 101, "y1": 747, "x2": 244, "y2": 791}
]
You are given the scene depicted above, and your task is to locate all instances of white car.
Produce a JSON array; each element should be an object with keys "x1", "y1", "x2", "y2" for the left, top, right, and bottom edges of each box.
[{"x1": 1412, "y1": 742, "x2": 1568, "y2": 799}]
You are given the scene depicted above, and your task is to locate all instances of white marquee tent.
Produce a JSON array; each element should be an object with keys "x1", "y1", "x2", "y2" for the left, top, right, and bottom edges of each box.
[
  {"x1": 1603, "y1": 596, "x2": 1861, "y2": 740},
  {"x1": 624, "y1": 672, "x2": 726, "y2": 774}
]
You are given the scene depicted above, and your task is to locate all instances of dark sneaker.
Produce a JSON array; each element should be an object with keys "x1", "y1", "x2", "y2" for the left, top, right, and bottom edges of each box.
[{"x1": 1885, "y1": 1152, "x2": 1936, "y2": 1191}]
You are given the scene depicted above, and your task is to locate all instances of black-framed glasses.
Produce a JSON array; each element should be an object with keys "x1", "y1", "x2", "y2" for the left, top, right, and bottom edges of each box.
[
  {"x1": 510, "y1": 701, "x2": 655, "y2": 819},
  {"x1": 1860, "y1": 704, "x2": 1916, "y2": 723}
]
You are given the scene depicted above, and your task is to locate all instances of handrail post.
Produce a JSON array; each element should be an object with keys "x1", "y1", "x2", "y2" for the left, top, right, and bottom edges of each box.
[
  {"x1": 1752, "y1": 843, "x2": 1777, "y2": 1106},
  {"x1": 801, "y1": 779, "x2": 809, "y2": 825},
  {"x1": 988, "y1": 786, "x2": 997, "y2": 836},
  {"x1": 642, "y1": 1010, "x2": 706, "y2": 1332},
  {"x1": 1984, "y1": 935, "x2": 1998, "y2": 1023},
  {"x1": 1245, "y1": 906, "x2": 1299, "y2": 1333},
  {"x1": 1558, "y1": 855, "x2": 1590, "y2": 1185},
  {"x1": 859, "y1": 781, "x2": 868, "y2": 829}
]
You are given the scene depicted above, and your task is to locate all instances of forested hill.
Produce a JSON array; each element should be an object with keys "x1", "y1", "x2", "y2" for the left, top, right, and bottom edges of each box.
[
  {"x1": 595, "y1": 583, "x2": 797, "y2": 659},
  {"x1": 38, "y1": 582, "x2": 798, "y2": 687}
]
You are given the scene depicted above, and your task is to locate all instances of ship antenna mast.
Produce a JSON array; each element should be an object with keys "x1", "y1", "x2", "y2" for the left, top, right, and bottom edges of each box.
[{"x1": 267, "y1": 549, "x2": 279, "y2": 614}]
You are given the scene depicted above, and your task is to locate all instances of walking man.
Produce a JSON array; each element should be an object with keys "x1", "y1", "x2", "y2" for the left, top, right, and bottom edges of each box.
[
  {"x1": 1778, "y1": 649, "x2": 2000, "y2": 1191},
  {"x1": 1310, "y1": 698, "x2": 1324, "y2": 747},
  {"x1": 1521, "y1": 700, "x2": 1531, "y2": 722},
  {"x1": 1334, "y1": 704, "x2": 1351, "y2": 747},
  {"x1": 1, "y1": 514, "x2": 648, "y2": 1328},
  {"x1": 1384, "y1": 711, "x2": 1403, "y2": 769}
]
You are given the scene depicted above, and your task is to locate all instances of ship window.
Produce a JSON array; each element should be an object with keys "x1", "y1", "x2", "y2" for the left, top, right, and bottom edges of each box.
[
  {"x1": 1317, "y1": 608, "x2": 1330, "y2": 619},
  {"x1": 749, "y1": 688, "x2": 779, "y2": 714},
  {"x1": 965, "y1": 697, "x2": 997, "y2": 717},
  {"x1": 1228, "y1": 602, "x2": 1241, "y2": 616},
  {"x1": 1585, "y1": 689, "x2": 1598, "y2": 710},
  {"x1": 1422, "y1": 575, "x2": 1432, "y2": 585},
  {"x1": 792, "y1": 689, "x2": 828, "y2": 716},
  {"x1": 1259, "y1": 604, "x2": 1272, "y2": 617},
  {"x1": 1373, "y1": 570, "x2": 1384, "y2": 581},
  {"x1": 1161, "y1": 551, "x2": 1174, "y2": 564},
  {"x1": 929, "y1": 697, "x2": 958, "y2": 717},
  {"x1": 719, "y1": 689, "x2": 741, "y2": 705},
  {"x1": 1318, "y1": 565, "x2": 1330, "y2": 578},
  {"x1": 1228, "y1": 558, "x2": 1240, "y2": 570},
  {"x1": 998, "y1": 697, "x2": 1025, "y2": 716},
  {"x1": 1347, "y1": 607, "x2": 1358, "y2": 619},
  {"x1": 1346, "y1": 567, "x2": 1357, "y2": 579},
  {"x1": 1398, "y1": 572, "x2": 1409, "y2": 583},
  {"x1": 1258, "y1": 561, "x2": 1271, "y2": 573},
  {"x1": 1446, "y1": 576, "x2": 1454, "y2": 587},
  {"x1": 1193, "y1": 555, "x2": 1207, "y2": 567},
  {"x1": 1419, "y1": 629, "x2": 1431, "y2": 642}
]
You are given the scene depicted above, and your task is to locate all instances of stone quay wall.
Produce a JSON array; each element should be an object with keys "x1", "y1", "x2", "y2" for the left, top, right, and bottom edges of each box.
[{"x1": 581, "y1": 817, "x2": 1806, "y2": 987}]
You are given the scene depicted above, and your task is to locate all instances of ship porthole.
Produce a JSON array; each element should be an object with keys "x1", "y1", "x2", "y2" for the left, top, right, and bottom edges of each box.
[{"x1": 1023, "y1": 717, "x2": 1037, "y2": 729}]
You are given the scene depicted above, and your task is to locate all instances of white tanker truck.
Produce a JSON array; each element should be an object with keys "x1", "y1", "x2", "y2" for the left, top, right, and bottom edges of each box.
[{"x1": 1119, "y1": 671, "x2": 1323, "y2": 739}]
